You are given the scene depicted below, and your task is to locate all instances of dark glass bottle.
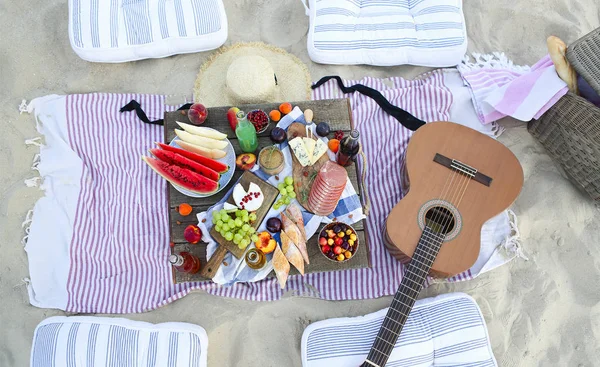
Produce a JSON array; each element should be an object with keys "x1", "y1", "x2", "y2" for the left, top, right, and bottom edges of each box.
[{"x1": 337, "y1": 129, "x2": 360, "y2": 167}]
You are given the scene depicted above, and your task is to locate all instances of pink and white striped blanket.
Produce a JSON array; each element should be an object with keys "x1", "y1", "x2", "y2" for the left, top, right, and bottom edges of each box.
[
  {"x1": 24, "y1": 70, "x2": 520, "y2": 314},
  {"x1": 458, "y1": 53, "x2": 568, "y2": 124}
]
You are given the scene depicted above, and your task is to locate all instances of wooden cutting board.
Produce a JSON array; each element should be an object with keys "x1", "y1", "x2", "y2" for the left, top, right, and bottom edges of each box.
[
  {"x1": 287, "y1": 122, "x2": 330, "y2": 212},
  {"x1": 200, "y1": 171, "x2": 278, "y2": 278}
]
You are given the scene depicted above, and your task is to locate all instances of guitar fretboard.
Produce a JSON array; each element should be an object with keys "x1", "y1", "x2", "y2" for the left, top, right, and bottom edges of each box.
[{"x1": 362, "y1": 226, "x2": 444, "y2": 367}]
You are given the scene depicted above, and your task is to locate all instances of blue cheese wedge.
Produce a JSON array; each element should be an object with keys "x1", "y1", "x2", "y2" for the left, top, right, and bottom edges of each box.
[
  {"x1": 289, "y1": 137, "x2": 311, "y2": 167},
  {"x1": 310, "y1": 139, "x2": 328, "y2": 165},
  {"x1": 302, "y1": 137, "x2": 316, "y2": 160}
]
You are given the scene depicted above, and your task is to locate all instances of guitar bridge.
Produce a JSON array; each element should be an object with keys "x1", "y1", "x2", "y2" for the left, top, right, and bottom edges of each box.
[{"x1": 433, "y1": 153, "x2": 492, "y2": 187}]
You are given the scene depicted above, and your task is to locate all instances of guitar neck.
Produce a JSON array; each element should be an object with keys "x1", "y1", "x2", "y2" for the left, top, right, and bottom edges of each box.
[{"x1": 361, "y1": 226, "x2": 444, "y2": 367}]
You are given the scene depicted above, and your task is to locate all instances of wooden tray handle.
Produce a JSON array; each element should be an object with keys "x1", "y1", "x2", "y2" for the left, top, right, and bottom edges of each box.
[{"x1": 200, "y1": 246, "x2": 228, "y2": 279}]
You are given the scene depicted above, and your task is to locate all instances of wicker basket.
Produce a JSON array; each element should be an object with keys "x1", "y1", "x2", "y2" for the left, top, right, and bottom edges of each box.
[
  {"x1": 528, "y1": 93, "x2": 600, "y2": 200},
  {"x1": 567, "y1": 27, "x2": 600, "y2": 95}
]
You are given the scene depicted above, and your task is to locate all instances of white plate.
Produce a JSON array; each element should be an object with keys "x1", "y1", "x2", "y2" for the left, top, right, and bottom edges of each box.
[{"x1": 169, "y1": 133, "x2": 236, "y2": 198}]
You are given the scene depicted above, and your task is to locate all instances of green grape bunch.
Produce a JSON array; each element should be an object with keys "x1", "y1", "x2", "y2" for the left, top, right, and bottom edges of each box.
[
  {"x1": 211, "y1": 208, "x2": 259, "y2": 249},
  {"x1": 274, "y1": 176, "x2": 295, "y2": 210}
]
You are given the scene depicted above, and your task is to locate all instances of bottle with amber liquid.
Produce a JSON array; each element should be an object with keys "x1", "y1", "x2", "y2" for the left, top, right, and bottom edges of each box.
[
  {"x1": 337, "y1": 129, "x2": 360, "y2": 167},
  {"x1": 169, "y1": 252, "x2": 201, "y2": 274}
]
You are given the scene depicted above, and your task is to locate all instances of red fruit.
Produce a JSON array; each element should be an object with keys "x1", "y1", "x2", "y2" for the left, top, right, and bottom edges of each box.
[
  {"x1": 327, "y1": 230, "x2": 336, "y2": 239},
  {"x1": 236, "y1": 153, "x2": 257, "y2": 170},
  {"x1": 143, "y1": 156, "x2": 219, "y2": 194},
  {"x1": 184, "y1": 224, "x2": 202, "y2": 244},
  {"x1": 155, "y1": 143, "x2": 228, "y2": 174},
  {"x1": 150, "y1": 148, "x2": 220, "y2": 182},
  {"x1": 187, "y1": 103, "x2": 208, "y2": 125},
  {"x1": 227, "y1": 107, "x2": 240, "y2": 131},
  {"x1": 333, "y1": 246, "x2": 343, "y2": 255},
  {"x1": 321, "y1": 245, "x2": 331, "y2": 254},
  {"x1": 334, "y1": 237, "x2": 343, "y2": 246},
  {"x1": 319, "y1": 237, "x2": 328, "y2": 246}
]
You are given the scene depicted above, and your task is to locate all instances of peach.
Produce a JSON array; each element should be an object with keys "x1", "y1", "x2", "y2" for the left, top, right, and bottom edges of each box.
[
  {"x1": 255, "y1": 231, "x2": 276, "y2": 254},
  {"x1": 184, "y1": 224, "x2": 202, "y2": 244},
  {"x1": 236, "y1": 153, "x2": 256, "y2": 170},
  {"x1": 188, "y1": 103, "x2": 208, "y2": 125}
]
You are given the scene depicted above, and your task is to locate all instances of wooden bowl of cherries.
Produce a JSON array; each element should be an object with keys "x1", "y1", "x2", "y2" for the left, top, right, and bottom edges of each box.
[{"x1": 318, "y1": 222, "x2": 359, "y2": 263}]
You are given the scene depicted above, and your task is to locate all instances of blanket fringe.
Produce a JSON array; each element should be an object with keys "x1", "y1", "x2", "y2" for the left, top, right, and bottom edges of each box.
[
  {"x1": 31, "y1": 153, "x2": 41, "y2": 172},
  {"x1": 24, "y1": 177, "x2": 41, "y2": 188},
  {"x1": 19, "y1": 99, "x2": 29, "y2": 114},
  {"x1": 25, "y1": 137, "x2": 43, "y2": 148},
  {"x1": 490, "y1": 122, "x2": 505, "y2": 138},
  {"x1": 501, "y1": 209, "x2": 528, "y2": 260},
  {"x1": 21, "y1": 209, "x2": 34, "y2": 247},
  {"x1": 458, "y1": 52, "x2": 531, "y2": 73}
]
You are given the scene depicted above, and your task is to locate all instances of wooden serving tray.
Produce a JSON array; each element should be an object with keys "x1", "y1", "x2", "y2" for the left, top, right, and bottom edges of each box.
[
  {"x1": 208, "y1": 172, "x2": 278, "y2": 258},
  {"x1": 165, "y1": 99, "x2": 371, "y2": 284},
  {"x1": 286, "y1": 122, "x2": 330, "y2": 211}
]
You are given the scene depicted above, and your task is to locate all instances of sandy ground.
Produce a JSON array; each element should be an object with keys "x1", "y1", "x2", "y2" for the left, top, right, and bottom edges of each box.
[{"x1": 1, "y1": 0, "x2": 599, "y2": 366}]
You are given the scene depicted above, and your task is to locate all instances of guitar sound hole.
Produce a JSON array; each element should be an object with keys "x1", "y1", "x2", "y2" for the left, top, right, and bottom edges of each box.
[{"x1": 425, "y1": 206, "x2": 455, "y2": 235}]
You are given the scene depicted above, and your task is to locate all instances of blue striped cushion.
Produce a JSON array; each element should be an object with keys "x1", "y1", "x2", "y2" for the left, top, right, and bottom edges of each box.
[
  {"x1": 69, "y1": 0, "x2": 227, "y2": 62},
  {"x1": 306, "y1": 0, "x2": 467, "y2": 66},
  {"x1": 31, "y1": 316, "x2": 208, "y2": 367},
  {"x1": 302, "y1": 293, "x2": 497, "y2": 366}
]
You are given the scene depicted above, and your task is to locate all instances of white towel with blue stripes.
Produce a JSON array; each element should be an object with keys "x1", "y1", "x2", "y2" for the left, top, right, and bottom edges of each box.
[
  {"x1": 302, "y1": 0, "x2": 468, "y2": 67},
  {"x1": 31, "y1": 316, "x2": 208, "y2": 367},
  {"x1": 302, "y1": 292, "x2": 497, "y2": 367},
  {"x1": 68, "y1": 0, "x2": 228, "y2": 63}
]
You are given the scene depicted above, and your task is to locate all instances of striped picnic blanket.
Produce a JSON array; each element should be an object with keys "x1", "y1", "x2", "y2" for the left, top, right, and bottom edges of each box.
[
  {"x1": 305, "y1": 0, "x2": 468, "y2": 66},
  {"x1": 31, "y1": 316, "x2": 208, "y2": 367},
  {"x1": 302, "y1": 293, "x2": 497, "y2": 366},
  {"x1": 457, "y1": 53, "x2": 569, "y2": 124},
  {"x1": 24, "y1": 70, "x2": 520, "y2": 313},
  {"x1": 69, "y1": 0, "x2": 228, "y2": 62}
]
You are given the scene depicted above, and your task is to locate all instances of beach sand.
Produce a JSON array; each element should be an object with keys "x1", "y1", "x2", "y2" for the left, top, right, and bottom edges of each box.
[{"x1": 1, "y1": 0, "x2": 599, "y2": 366}]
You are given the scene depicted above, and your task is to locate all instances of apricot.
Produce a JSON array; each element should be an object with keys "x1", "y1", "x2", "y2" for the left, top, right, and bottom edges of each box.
[
  {"x1": 178, "y1": 203, "x2": 193, "y2": 216},
  {"x1": 279, "y1": 102, "x2": 292, "y2": 115},
  {"x1": 269, "y1": 110, "x2": 281, "y2": 122}
]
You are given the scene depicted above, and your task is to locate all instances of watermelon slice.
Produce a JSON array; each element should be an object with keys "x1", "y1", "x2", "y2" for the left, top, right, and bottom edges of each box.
[
  {"x1": 142, "y1": 156, "x2": 219, "y2": 195},
  {"x1": 156, "y1": 142, "x2": 229, "y2": 174},
  {"x1": 150, "y1": 148, "x2": 220, "y2": 182}
]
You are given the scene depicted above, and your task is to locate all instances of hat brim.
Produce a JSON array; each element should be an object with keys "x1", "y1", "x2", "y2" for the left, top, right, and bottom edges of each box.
[{"x1": 194, "y1": 42, "x2": 312, "y2": 107}]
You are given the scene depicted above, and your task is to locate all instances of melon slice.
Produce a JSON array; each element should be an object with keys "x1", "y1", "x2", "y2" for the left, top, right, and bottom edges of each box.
[
  {"x1": 155, "y1": 142, "x2": 229, "y2": 173},
  {"x1": 176, "y1": 121, "x2": 227, "y2": 140},
  {"x1": 150, "y1": 148, "x2": 220, "y2": 182},
  {"x1": 176, "y1": 140, "x2": 227, "y2": 159},
  {"x1": 175, "y1": 129, "x2": 228, "y2": 150},
  {"x1": 142, "y1": 156, "x2": 219, "y2": 195}
]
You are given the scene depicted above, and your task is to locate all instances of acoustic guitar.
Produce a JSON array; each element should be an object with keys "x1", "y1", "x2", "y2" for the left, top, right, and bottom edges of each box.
[{"x1": 360, "y1": 122, "x2": 524, "y2": 367}]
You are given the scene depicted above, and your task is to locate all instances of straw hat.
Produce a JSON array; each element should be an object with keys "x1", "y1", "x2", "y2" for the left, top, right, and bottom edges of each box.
[{"x1": 194, "y1": 42, "x2": 312, "y2": 107}]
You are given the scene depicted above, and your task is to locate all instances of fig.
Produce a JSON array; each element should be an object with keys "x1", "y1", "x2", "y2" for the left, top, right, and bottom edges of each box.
[
  {"x1": 184, "y1": 224, "x2": 202, "y2": 244},
  {"x1": 266, "y1": 217, "x2": 282, "y2": 233},
  {"x1": 187, "y1": 103, "x2": 208, "y2": 125},
  {"x1": 316, "y1": 122, "x2": 330, "y2": 137},
  {"x1": 270, "y1": 127, "x2": 286, "y2": 144}
]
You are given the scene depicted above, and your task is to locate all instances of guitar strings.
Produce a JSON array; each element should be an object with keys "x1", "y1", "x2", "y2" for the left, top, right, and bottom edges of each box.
[
  {"x1": 370, "y1": 168, "x2": 466, "y2": 366},
  {"x1": 370, "y1": 154, "x2": 476, "y2": 367},
  {"x1": 373, "y1": 167, "x2": 473, "y2": 366}
]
